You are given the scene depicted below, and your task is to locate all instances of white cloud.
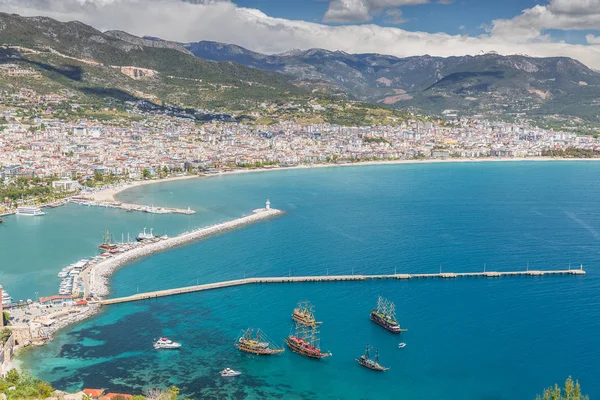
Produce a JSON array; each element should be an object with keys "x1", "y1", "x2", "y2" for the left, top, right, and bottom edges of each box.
[
  {"x1": 490, "y1": 0, "x2": 600, "y2": 42},
  {"x1": 323, "y1": 0, "x2": 432, "y2": 23},
  {"x1": 2, "y1": 0, "x2": 600, "y2": 69},
  {"x1": 586, "y1": 34, "x2": 600, "y2": 44}
]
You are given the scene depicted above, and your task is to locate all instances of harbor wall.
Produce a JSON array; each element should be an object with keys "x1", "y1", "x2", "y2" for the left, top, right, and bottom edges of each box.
[
  {"x1": 89, "y1": 208, "x2": 284, "y2": 297},
  {"x1": 0, "y1": 334, "x2": 15, "y2": 377}
]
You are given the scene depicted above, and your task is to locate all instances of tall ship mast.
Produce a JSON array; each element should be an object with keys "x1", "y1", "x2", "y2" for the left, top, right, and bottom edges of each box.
[
  {"x1": 356, "y1": 345, "x2": 389, "y2": 371},
  {"x1": 235, "y1": 328, "x2": 285, "y2": 355},
  {"x1": 370, "y1": 296, "x2": 406, "y2": 334},
  {"x1": 285, "y1": 322, "x2": 332, "y2": 359},
  {"x1": 292, "y1": 300, "x2": 322, "y2": 327},
  {"x1": 98, "y1": 230, "x2": 118, "y2": 252}
]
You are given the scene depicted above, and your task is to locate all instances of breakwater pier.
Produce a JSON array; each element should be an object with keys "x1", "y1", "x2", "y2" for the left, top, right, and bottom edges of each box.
[
  {"x1": 99, "y1": 268, "x2": 586, "y2": 305},
  {"x1": 84, "y1": 206, "x2": 283, "y2": 298},
  {"x1": 70, "y1": 198, "x2": 196, "y2": 215}
]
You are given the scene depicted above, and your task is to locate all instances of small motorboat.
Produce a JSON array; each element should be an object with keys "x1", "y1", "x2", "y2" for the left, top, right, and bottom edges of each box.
[
  {"x1": 220, "y1": 368, "x2": 241, "y2": 377},
  {"x1": 398, "y1": 342, "x2": 406, "y2": 348},
  {"x1": 154, "y1": 338, "x2": 182, "y2": 349}
]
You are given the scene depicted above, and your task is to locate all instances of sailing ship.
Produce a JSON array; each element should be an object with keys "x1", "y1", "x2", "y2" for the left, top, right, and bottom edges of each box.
[
  {"x1": 370, "y1": 296, "x2": 406, "y2": 334},
  {"x1": 235, "y1": 328, "x2": 285, "y2": 355},
  {"x1": 98, "y1": 230, "x2": 118, "y2": 251},
  {"x1": 356, "y1": 345, "x2": 389, "y2": 371},
  {"x1": 285, "y1": 323, "x2": 332, "y2": 359},
  {"x1": 292, "y1": 300, "x2": 322, "y2": 327}
]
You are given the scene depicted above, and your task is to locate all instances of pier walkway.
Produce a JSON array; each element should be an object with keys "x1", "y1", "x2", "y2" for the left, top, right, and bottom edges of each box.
[{"x1": 99, "y1": 268, "x2": 586, "y2": 305}]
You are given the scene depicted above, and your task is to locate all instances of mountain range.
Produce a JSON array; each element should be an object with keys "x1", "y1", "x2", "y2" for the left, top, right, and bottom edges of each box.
[{"x1": 1, "y1": 12, "x2": 600, "y2": 124}]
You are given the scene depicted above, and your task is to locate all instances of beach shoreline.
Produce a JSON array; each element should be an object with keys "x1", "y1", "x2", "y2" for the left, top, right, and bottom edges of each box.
[{"x1": 88, "y1": 157, "x2": 594, "y2": 203}]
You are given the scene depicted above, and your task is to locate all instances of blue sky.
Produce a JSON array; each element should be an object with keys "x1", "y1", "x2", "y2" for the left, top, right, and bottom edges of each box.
[
  {"x1": 4, "y1": 0, "x2": 600, "y2": 68},
  {"x1": 234, "y1": 0, "x2": 537, "y2": 34},
  {"x1": 229, "y1": 0, "x2": 597, "y2": 44}
]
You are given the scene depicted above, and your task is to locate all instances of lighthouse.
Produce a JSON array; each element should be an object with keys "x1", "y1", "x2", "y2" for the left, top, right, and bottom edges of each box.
[{"x1": 265, "y1": 199, "x2": 271, "y2": 210}]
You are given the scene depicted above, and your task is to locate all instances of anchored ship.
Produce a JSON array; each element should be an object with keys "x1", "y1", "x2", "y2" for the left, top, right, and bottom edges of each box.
[
  {"x1": 285, "y1": 323, "x2": 332, "y2": 359},
  {"x1": 235, "y1": 328, "x2": 285, "y2": 355},
  {"x1": 292, "y1": 300, "x2": 322, "y2": 327},
  {"x1": 370, "y1": 296, "x2": 406, "y2": 334},
  {"x1": 356, "y1": 345, "x2": 389, "y2": 371}
]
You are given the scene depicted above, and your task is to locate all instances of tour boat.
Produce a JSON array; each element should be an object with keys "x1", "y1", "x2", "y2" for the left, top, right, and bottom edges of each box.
[
  {"x1": 16, "y1": 206, "x2": 45, "y2": 216},
  {"x1": 153, "y1": 338, "x2": 182, "y2": 349},
  {"x1": 356, "y1": 345, "x2": 389, "y2": 371},
  {"x1": 220, "y1": 368, "x2": 241, "y2": 377},
  {"x1": 136, "y1": 227, "x2": 155, "y2": 242},
  {"x1": 370, "y1": 296, "x2": 406, "y2": 334}
]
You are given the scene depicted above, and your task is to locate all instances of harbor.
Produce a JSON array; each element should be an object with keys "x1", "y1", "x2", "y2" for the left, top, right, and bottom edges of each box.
[{"x1": 99, "y1": 267, "x2": 586, "y2": 305}]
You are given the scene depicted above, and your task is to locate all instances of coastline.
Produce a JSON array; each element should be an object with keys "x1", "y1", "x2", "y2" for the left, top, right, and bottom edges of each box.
[
  {"x1": 88, "y1": 157, "x2": 597, "y2": 203},
  {"x1": 10, "y1": 208, "x2": 284, "y2": 348},
  {"x1": 8, "y1": 157, "x2": 597, "y2": 352}
]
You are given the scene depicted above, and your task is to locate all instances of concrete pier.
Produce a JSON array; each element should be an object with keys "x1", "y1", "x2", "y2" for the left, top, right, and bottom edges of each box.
[
  {"x1": 70, "y1": 199, "x2": 196, "y2": 215},
  {"x1": 99, "y1": 268, "x2": 586, "y2": 306}
]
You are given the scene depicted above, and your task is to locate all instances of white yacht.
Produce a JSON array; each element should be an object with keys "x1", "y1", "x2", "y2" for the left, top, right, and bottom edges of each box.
[
  {"x1": 136, "y1": 227, "x2": 155, "y2": 242},
  {"x1": 153, "y1": 338, "x2": 182, "y2": 349},
  {"x1": 2, "y1": 289, "x2": 12, "y2": 306},
  {"x1": 16, "y1": 206, "x2": 45, "y2": 216},
  {"x1": 220, "y1": 368, "x2": 241, "y2": 377}
]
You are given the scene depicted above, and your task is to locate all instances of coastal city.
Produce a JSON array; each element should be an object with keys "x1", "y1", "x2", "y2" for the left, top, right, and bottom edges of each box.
[
  {"x1": 1, "y1": 90, "x2": 598, "y2": 210},
  {"x1": 2, "y1": 1, "x2": 600, "y2": 397}
]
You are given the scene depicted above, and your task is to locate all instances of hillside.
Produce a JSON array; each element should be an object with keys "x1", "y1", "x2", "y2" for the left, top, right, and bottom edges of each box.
[
  {"x1": 0, "y1": 13, "x2": 311, "y2": 113},
  {"x1": 183, "y1": 41, "x2": 600, "y2": 122}
]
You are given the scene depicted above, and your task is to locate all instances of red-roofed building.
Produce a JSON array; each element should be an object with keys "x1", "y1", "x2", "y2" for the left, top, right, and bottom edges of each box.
[
  {"x1": 39, "y1": 295, "x2": 73, "y2": 306},
  {"x1": 83, "y1": 389, "x2": 105, "y2": 399},
  {"x1": 76, "y1": 299, "x2": 88, "y2": 306}
]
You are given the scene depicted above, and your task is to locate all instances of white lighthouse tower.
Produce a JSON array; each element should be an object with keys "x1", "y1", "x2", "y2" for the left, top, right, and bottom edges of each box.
[{"x1": 265, "y1": 199, "x2": 271, "y2": 210}]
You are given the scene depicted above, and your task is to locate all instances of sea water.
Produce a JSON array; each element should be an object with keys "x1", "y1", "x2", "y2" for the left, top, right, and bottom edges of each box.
[{"x1": 11, "y1": 162, "x2": 600, "y2": 399}]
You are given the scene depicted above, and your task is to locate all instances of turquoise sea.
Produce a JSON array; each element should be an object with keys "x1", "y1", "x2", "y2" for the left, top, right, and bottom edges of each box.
[{"x1": 4, "y1": 162, "x2": 600, "y2": 399}]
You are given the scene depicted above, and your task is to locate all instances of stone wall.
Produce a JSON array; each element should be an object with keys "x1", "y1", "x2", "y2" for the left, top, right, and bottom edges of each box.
[{"x1": 0, "y1": 334, "x2": 15, "y2": 377}]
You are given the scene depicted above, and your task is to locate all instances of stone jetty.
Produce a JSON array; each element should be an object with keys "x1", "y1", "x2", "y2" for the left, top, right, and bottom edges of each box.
[{"x1": 85, "y1": 207, "x2": 283, "y2": 297}]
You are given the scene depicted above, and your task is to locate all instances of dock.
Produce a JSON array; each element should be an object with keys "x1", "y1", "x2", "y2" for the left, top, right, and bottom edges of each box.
[{"x1": 98, "y1": 268, "x2": 586, "y2": 306}]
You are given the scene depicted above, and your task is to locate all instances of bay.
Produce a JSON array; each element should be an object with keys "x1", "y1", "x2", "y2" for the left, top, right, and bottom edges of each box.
[{"x1": 8, "y1": 162, "x2": 600, "y2": 399}]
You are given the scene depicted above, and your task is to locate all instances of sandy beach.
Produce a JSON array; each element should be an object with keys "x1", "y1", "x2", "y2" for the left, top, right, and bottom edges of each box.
[{"x1": 87, "y1": 157, "x2": 597, "y2": 203}]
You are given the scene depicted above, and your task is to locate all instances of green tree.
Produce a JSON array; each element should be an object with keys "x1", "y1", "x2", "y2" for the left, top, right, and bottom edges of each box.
[
  {"x1": 131, "y1": 396, "x2": 147, "y2": 400},
  {"x1": 5, "y1": 368, "x2": 20, "y2": 386},
  {"x1": 142, "y1": 168, "x2": 152, "y2": 179},
  {"x1": 536, "y1": 377, "x2": 589, "y2": 400},
  {"x1": 3, "y1": 310, "x2": 9, "y2": 325},
  {"x1": 0, "y1": 327, "x2": 11, "y2": 344}
]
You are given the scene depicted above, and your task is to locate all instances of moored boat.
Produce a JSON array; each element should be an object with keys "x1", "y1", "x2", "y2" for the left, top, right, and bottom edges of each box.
[
  {"x1": 16, "y1": 206, "x2": 45, "y2": 216},
  {"x1": 235, "y1": 328, "x2": 284, "y2": 355},
  {"x1": 292, "y1": 300, "x2": 322, "y2": 327},
  {"x1": 370, "y1": 296, "x2": 406, "y2": 334},
  {"x1": 285, "y1": 323, "x2": 331, "y2": 359},
  {"x1": 356, "y1": 345, "x2": 389, "y2": 371},
  {"x1": 98, "y1": 230, "x2": 118, "y2": 251},
  {"x1": 136, "y1": 227, "x2": 156, "y2": 242}
]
